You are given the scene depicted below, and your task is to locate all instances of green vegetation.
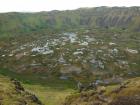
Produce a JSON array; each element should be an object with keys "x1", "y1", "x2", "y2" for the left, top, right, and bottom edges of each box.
[
  {"x1": 64, "y1": 77, "x2": 140, "y2": 105},
  {"x1": 0, "y1": 75, "x2": 43, "y2": 105},
  {"x1": 1, "y1": 7, "x2": 140, "y2": 38},
  {"x1": 24, "y1": 84, "x2": 74, "y2": 105},
  {"x1": 0, "y1": 6, "x2": 140, "y2": 105},
  {"x1": 0, "y1": 68, "x2": 76, "y2": 105}
]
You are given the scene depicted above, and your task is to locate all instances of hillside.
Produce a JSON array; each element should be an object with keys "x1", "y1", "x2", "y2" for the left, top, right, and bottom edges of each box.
[
  {"x1": 63, "y1": 77, "x2": 140, "y2": 105},
  {"x1": 0, "y1": 75, "x2": 43, "y2": 105},
  {"x1": 0, "y1": 6, "x2": 140, "y2": 105},
  {"x1": 0, "y1": 7, "x2": 140, "y2": 37}
]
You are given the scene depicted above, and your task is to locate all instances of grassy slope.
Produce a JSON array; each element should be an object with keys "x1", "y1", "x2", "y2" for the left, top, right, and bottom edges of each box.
[
  {"x1": 24, "y1": 84, "x2": 74, "y2": 105},
  {"x1": 64, "y1": 77, "x2": 140, "y2": 105},
  {"x1": 0, "y1": 75, "x2": 42, "y2": 105},
  {"x1": 0, "y1": 68, "x2": 76, "y2": 105}
]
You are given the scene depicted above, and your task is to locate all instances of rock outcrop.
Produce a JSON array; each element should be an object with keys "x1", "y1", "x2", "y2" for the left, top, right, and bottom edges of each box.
[
  {"x1": 63, "y1": 77, "x2": 140, "y2": 105},
  {"x1": 0, "y1": 75, "x2": 43, "y2": 105}
]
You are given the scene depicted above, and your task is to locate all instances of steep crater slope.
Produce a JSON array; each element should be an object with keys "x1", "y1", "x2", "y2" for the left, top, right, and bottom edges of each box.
[{"x1": 1, "y1": 6, "x2": 140, "y2": 37}]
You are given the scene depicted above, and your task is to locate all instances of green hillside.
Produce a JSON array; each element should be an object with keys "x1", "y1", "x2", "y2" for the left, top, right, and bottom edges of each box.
[
  {"x1": 0, "y1": 75, "x2": 43, "y2": 105},
  {"x1": 0, "y1": 7, "x2": 140, "y2": 37},
  {"x1": 0, "y1": 6, "x2": 140, "y2": 105},
  {"x1": 64, "y1": 77, "x2": 140, "y2": 105}
]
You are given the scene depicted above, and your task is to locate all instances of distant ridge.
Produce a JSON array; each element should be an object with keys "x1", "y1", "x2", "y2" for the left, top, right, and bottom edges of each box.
[{"x1": 0, "y1": 6, "x2": 140, "y2": 37}]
